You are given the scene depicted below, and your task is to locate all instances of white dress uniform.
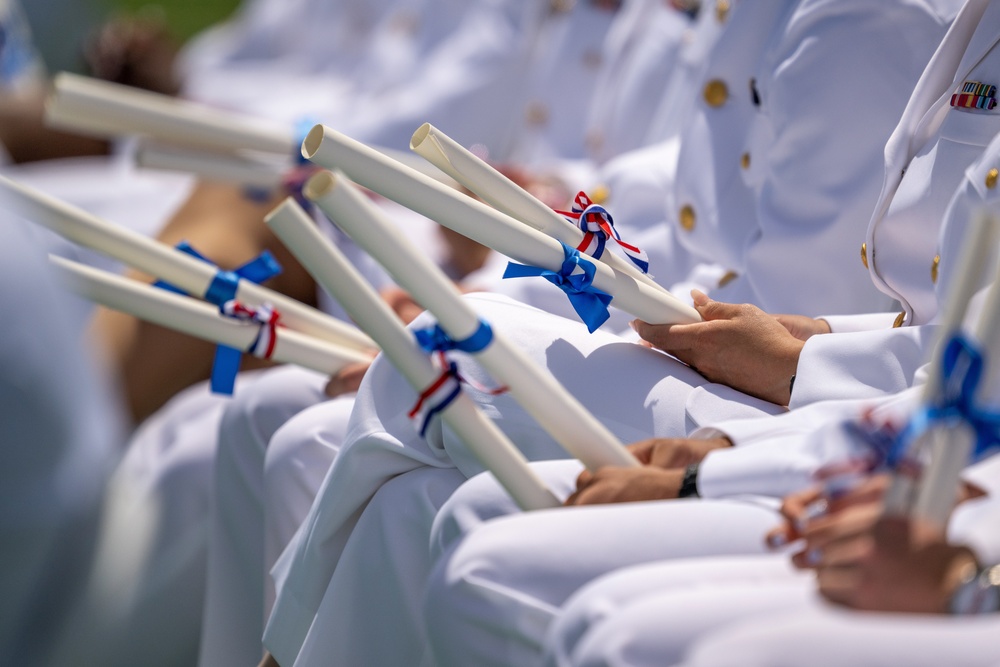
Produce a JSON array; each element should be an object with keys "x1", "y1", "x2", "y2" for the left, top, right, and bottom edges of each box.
[
  {"x1": 578, "y1": 485, "x2": 1000, "y2": 667},
  {"x1": 194, "y1": 3, "x2": 618, "y2": 664},
  {"x1": 262, "y1": 2, "x2": 969, "y2": 663},
  {"x1": 0, "y1": 218, "x2": 121, "y2": 665},
  {"x1": 420, "y1": 3, "x2": 1000, "y2": 663}
]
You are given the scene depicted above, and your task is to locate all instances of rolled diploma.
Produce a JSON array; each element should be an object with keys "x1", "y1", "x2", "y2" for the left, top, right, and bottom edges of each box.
[
  {"x1": 910, "y1": 210, "x2": 1000, "y2": 526},
  {"x1": 137, "y1": 142, "x2": 285, "y2": 189},
  {"x1": 265, "y1": 197, "x2": 559, "y2": 510},
  {"x1": 302, "y1": 125, "x2": 700, "y2": 326},
  {"x1": 306, "y1": 170, "x2": 638, "y2": 471},
  {"x1": 410, "y1": 123, "x2": 664, "y2": 291},
  {"x1": 51, "y1": 255, "x2": 371, "y2": 374},
  {"x1": 883, "y1": 209, "x2": 998, "y2": 519},
  {"x1": 46, "y1": 73, "x2": 295, "y2": 155},
  {"x1": 0, "y1": 174, "x2": 374, "y2": 352}
]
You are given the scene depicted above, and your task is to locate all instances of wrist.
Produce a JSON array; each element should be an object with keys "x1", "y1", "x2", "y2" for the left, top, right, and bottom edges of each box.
[
  {"x1": 678, "y1": 463, "x2": 700, "y2": 498},
  {"x1": 948, "y1": 552, "x2": 1000, "y2": 615}
]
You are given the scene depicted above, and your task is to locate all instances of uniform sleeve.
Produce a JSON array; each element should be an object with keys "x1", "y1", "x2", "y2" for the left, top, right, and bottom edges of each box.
[{"x1": 738, "y1": 1, "x2": 952, "y2": 317}]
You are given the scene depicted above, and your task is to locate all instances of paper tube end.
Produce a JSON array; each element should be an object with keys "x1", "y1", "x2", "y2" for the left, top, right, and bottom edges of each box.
[
  {"x1": 301, "y1": 124, "x2": 326, "y2": 160},
  {"x1": 410, "y1": 123, "x2": 432, "y2": 151},
  {"x1": 302, "y1": 170, "x2": 338, "y2": 201}
]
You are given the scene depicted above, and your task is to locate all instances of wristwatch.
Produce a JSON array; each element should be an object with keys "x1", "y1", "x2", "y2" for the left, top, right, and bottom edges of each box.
[
  {"x1": 949, "y1": 562, "x2": 1000, "y2": 615},
  {"x1": 678, "y1": 463, "x2": 700, "y2": 499}
]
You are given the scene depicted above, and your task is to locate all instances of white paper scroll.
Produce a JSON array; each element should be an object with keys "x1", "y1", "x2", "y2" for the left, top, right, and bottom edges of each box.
[
  {"x1": 51, "y1": 255, "x2": 370, "y2": 374},
  {"x1": 303, "y1": 170, "x2": 639, "y2": 472},
  {"x1": 0, "y1": 174, "x2": 374, "y2": 352},
  {"x1": 265, "y1": 197, "x2": 559, "y2": 511},
  {"x1": 47, "y1": 73, "x2": 296, "y2": 155},
  {"x1": 909, "y1": 210, "x2": 1000, "y2": 526},
  {"x1": 136, "y1": 142, "x2": 286, "y2": 189},
  {"x1": 883, "y1": 209, "x2": 999, "y2": 525},
  {"x1": 302, "y1": 125, "x2": 700, "y2": 326},
  {"x1": 410, "y1": 123, "x2": 664, "y2": 291}
]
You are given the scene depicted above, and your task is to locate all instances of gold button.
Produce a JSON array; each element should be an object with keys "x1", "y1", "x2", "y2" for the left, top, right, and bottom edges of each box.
[
  {"x1": 715, "y1": 0, "x2": 730, "y2": 22},
  {"x1": 549, "y1": 0, "x2": 576, "y2": 12},
  {"x1": 893, "y1": 312, "x2": 906, "y2": 328},
  {"x1": 703, "y1": 79, "x2": 728, "y2": 108},
  {"x1": 987, "y1": 167, "x2": 999, "y2": 189},
  {"x1": 679, "y1": 204, "x2": 696, "y2": 231},
  {"x1": 931, "y1": 254, "x2": 940, "y2": 284},
  {"x1": 718, "y1": 270, "x2": 738, "y2": 288},
  {"x1": 590, "y1": 184, "x2": 610, "y2": 205},
  {"x1": 525, "y1": 102, "x2": 549, "y2": 126},
  {"x1": 740, "y1": 152, "x2": 750, "y2": 170},
  {"x1": 860, "y1": 242, "x2": 868, "y2": 269}
]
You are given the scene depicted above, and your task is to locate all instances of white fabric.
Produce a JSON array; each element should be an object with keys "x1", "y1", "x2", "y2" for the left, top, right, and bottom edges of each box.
[
  {"x1": 423, "y1": 459, "x2": 782, "y2": 667},
  {"x1": 0, "y1": 219, "x2": 120, "y2": 664},
  {"x1": 197, "y1": 366, "x2": 329, "y2": 667}
]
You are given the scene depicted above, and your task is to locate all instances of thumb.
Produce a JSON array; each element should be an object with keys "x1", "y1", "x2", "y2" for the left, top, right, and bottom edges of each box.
[{"x1": 690, "y1": 289, "x2": 740, "y2": 321}]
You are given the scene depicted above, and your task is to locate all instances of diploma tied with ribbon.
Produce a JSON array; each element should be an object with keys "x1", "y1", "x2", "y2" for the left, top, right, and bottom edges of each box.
[
  {"x1": 265, "y1": 194, "x2": 559, "y2": 512},
  {"x1": 298, "y1": 168, "x2": 638, "y2": 473}
]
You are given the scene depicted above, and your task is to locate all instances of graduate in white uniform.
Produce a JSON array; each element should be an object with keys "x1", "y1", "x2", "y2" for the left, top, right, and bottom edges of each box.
[
  {"x1": 262, "y1": 4, "x2": 964, "y2": 665},
  {"x1": 421, "y1": 5, "x2": 1000, "y2": 664}
]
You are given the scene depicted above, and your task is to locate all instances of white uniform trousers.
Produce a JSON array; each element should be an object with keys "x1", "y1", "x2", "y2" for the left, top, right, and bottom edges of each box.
[
  {"x1": 423, "y1": 460, "x2": 782, "y2": 667},
  {"x1": 198, "y1": 366, "x2": 330, "y2": 667}
]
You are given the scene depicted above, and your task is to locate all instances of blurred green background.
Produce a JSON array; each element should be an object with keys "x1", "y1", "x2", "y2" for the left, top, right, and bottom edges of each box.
[
  {"x1": 104, "y1": 0, "x2": 242, "y2": 42},
  {"x1": 23, "y1": 0, "x2": 242, "y2": 74}
]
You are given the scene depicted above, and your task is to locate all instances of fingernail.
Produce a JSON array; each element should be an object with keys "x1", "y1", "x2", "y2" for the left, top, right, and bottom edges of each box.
[
  {"x1": 629, "y1": 319, "x2": 638, "y2": 332},
  {"x1": 805, "y1": 548, "x2": 822, "y2": 566},
  {"x1": 766, "y1": 532, "x2": 788, "y2": 549},
  {"x1": 794, "y1": 499, "x2": 828, "y2": 533},
  {"x1": 691, "y1": 289, "x2": 708, "y2": 306}
]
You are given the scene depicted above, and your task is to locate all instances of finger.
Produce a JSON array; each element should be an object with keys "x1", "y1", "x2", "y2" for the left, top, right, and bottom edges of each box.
[
  {"x1": 575, "y1": 469, "x2": 593, "y2": 490},
  {"x1": 625, "y1": 440, "x2": 655, "y2": 465},
  {"x1": 780, "y1": 486, "x2": 824, "y2": 527},
  {"x1": 690, "y1": 290, "x2": 743, "y2": 322},
  {"x1": 815, "y1": 534, "x2": 873, "y2": 568},
  {"x1": 765, "y1": 523, "x2": 796, "y2": 550}
]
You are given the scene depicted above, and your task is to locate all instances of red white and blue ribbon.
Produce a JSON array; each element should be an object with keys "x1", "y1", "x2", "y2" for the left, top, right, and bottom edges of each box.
[
  {"x1": 153, "y1": 241, "x2": 283, "y2": 395},
  {"x1": 503, "y1": 241, "x2": 613, "y2": 332},
  {"x1": 408, "y1": 319, "x2": 506, "y2": 437},
  {"x1": 556, "y1": 191, "x2": 649, "y2": 274},
  {"x1": 818, "y1": 333, "x2": 1000, "y2": 495},
  {"x1": 894, "y1": 334, "x2": 1000, "y2": 464},
  {"x1": 213, "y1": 300, "x2": 282, "y2": 394}
]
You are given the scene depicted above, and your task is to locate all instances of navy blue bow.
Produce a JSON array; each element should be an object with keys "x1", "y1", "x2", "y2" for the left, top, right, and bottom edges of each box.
[
  {"x1": 502, "y1": 242, "x2": 613, "y2": 333},
  {"x1": 891, "y1": 333, "x2": 1000, "y2": 468},
  {"x1": 413, "y1": 319, "x2": 494, "y2": 355},
  {"x1": 154, "y1": 241, "x2": 283, "y2": 394}
]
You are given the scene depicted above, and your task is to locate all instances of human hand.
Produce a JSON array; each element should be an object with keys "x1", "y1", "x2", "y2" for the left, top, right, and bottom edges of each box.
[
  {"x1": 628, "y1": 437, "x2": 731, "y2": 469},
  {"x1": 631, "y1": 290, "x2": 804, "y2": 405},
  {"x1": 765, "y1": 474, "x2": 889, "y2": 549},
  {"x1": 323, "y1": 359, "x2": 374, "y2": 398},
  {"x1": 816, "y1": 515, "x2": 973, "y2": 612},
  {"x1": 773, "y1": 314, "x2": 831, "y2": 341},
  {"x1": 380, "y1": 287, "x2": 425, "y2": 324},
  {"x1": 564, "y1": 465, "x2": 684, "y2": 506}
]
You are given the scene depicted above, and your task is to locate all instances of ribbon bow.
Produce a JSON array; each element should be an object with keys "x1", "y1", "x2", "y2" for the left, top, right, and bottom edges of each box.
[
  {"x1": 214, "y1": 300, "x2": 282, "y2": 394},
  {"x1": 503, "y1": 241, "x2": 613, "y2": 332},
  {"x1": 556, "y1": 191, "x2": 649, "y2": 274},
  {"x1": 408, "y1": 319, "x2": 505, "y2": 437},
  {"x1": 893, "y1": 333, "x2": 1000, "y2": 468},
  {"x1": 154, "y1": 241, "x2": 283, "y2": 394}
]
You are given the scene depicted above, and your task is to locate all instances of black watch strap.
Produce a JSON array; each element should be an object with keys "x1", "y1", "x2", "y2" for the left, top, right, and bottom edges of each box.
[{"x1": 678, "y1": 463, "x2": 700, "y2": 498}]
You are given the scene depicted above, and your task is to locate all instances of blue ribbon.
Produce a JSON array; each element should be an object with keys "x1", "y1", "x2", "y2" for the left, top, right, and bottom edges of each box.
[
  {"x1": 502, "y1": 242, "x2": 613, "y2": 333},
  {"x1": 413, "y1": 319, "x2": 494, "y2": 355},
  {"x1": 294, "y1": 116, "x2": 319, "y2": 164},
  {"x1": 153, "y1": 241, "x2": 283, "y2": 395},
  {"x1": 890, "y1": 333, "x2": 1000, "y2": 468}
]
